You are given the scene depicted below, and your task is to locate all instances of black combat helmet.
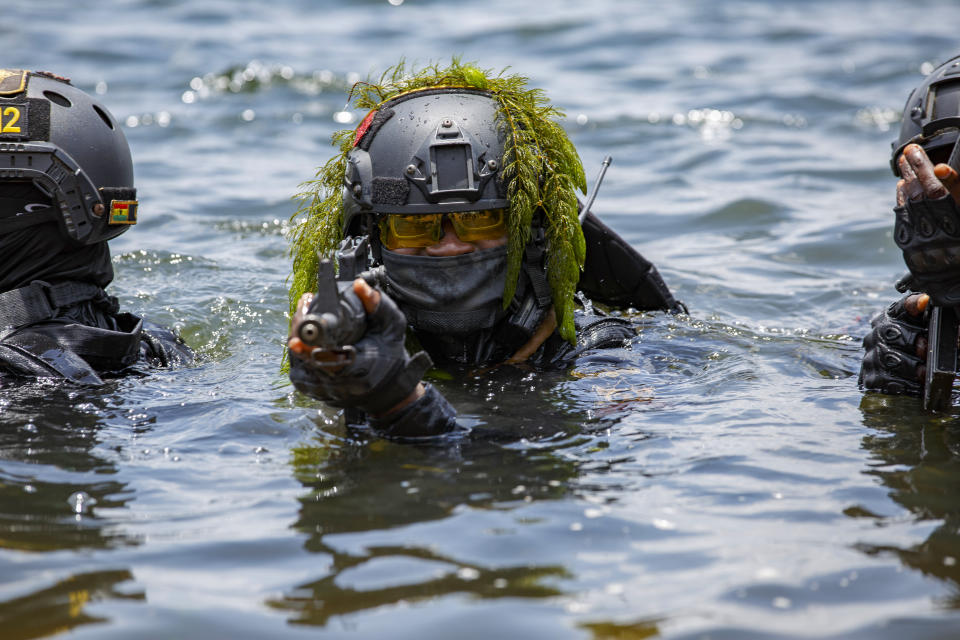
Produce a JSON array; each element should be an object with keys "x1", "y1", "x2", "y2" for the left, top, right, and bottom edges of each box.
[
  {"x1": 341, "y1": 87, "x2": 507, "y2": 237},
  {"x1": 339, "y1": 87, "x2": 550, "y2": 342},
  {"x1": 290, "y1": 61, "x2": 595, "y2": 349},
  {"x1": 0, "y1": 69, "x2": 137, "y2": 245},
  {"x1": 891, "y1": 55, "x2": 960, "y2": 175}
]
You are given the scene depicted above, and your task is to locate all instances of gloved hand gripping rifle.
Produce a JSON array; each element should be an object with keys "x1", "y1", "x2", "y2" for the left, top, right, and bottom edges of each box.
[
  {"x1": 290, "y1": 234, "x2": 431, "y2": 417},
  {"x1": 296, "y1": 236, "x2": 384, "y2": 368},
  {"x1": 900, "y1": 141, "x2": 960, "y2": 410}
]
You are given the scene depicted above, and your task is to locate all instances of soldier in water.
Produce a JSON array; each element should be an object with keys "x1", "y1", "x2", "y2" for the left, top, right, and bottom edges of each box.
[
  {"x1": 0, "y1": 70, "x2": 192, "y2": 386},
  {"x1": 286, "y1": 61, "x2": 683, "y2": 438},
  {"x1": 860, "y1": 55, "x2": 960, "y2": 399}
]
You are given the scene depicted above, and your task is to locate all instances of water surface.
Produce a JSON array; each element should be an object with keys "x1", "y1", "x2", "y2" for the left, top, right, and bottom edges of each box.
[{"x1": 3, "y1": 1, "x2": 960, "y2": 637}]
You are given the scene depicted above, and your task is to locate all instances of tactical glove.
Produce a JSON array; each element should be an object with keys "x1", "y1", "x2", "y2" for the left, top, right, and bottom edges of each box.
[
  {"x1": 894, "y1": 194, "x2": 960, "y2": 306},
  {"x1": 859, "y1": 294, "x2": 928, "y2": 397},
  {"x1": 290, "y1": 288, "x2": 432, "y2": 416}
]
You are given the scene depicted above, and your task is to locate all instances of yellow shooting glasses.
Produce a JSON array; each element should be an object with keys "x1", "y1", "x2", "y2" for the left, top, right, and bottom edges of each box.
[{"x1": 381, "y1": 208, "x2": 506, "y2": 250}]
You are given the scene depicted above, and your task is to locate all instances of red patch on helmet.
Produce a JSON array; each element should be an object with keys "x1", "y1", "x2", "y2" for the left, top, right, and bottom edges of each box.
[
  {"x1": 353, "y1": 110, "x2": 377, "y2": 147},
  {"x1": 33, "y1": 70, "x2": 72, "y2": 84}
]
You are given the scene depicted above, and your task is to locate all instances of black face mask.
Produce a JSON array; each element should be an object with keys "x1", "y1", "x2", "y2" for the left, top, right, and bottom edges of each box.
[
  {"x1": 381, "y1": 245, "x2": 510, "y2": 335},
  {"x1": 1, "y1": 184, "x2": 112, "y2": 293}
]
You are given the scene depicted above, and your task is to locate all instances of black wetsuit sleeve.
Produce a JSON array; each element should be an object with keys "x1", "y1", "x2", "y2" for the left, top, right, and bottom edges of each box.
[
  {"x1": 530, "y1": 314, "x2": 638, "y2": 368},
  {"x1": 367, "y1": 317, "x2": 632, "y2": 436},
  {"x1": 294, "y1": 353, "x2": 459, "y2": 439},
  {"x1": 367, "y1": 382, "x2": 458, "y2": 439},
  {"x1": 139, "y1": 320, "x2": 195, "y2": 368},
  {"x1": 0, "y1": 308, "x2": 193, "y2": 385}
]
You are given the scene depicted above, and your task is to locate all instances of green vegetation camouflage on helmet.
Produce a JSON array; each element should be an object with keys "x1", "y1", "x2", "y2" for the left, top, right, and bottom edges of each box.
[{"x1": 288, "y1": 58, "x2": 587, "y2": 343}]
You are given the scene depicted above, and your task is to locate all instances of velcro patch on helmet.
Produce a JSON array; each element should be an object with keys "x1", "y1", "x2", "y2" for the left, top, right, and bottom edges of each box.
[
  {"x1": 0, "y1": 69, "x2": 27, "y2": 96},
  {"x1": 0, "y1": 102, "x2": 29, "y2": 140},
  {"x1": 108, "y1": 200, "x2": 138, "y2": 225},
  {"x1": 371, "y1": 177, "x2": 409, "y2": 205},
  {"x1": 0, "y1": 99, "x2": 50, "y2": 141}
]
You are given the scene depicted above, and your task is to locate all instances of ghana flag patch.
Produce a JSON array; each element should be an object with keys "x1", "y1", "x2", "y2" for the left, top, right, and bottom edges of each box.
[{"x1": 109, "y1": 200, "x2": 138, "y2": 225}]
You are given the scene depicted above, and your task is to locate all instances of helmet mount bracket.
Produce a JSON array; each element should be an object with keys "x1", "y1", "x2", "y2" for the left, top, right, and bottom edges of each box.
[
  {"x1": 0, "y1": 142, "x2": 102, "y2": 244},
  {"x1": 405, "y1": 118, "x2": 497, "y2": 205}
]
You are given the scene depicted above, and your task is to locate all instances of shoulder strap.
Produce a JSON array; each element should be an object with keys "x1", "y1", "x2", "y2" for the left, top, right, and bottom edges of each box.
[{"x1": 0, "y1": 280, "x2": 109, "y2": 332}]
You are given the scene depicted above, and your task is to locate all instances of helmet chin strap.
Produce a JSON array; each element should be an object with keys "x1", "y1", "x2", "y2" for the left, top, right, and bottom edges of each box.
[
  {"x1": 503, "y1": 306, "x2": 557, "y2": 365},
  {"x1": 949, "y1": 131, "x2": 960, "y2": 174}
]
